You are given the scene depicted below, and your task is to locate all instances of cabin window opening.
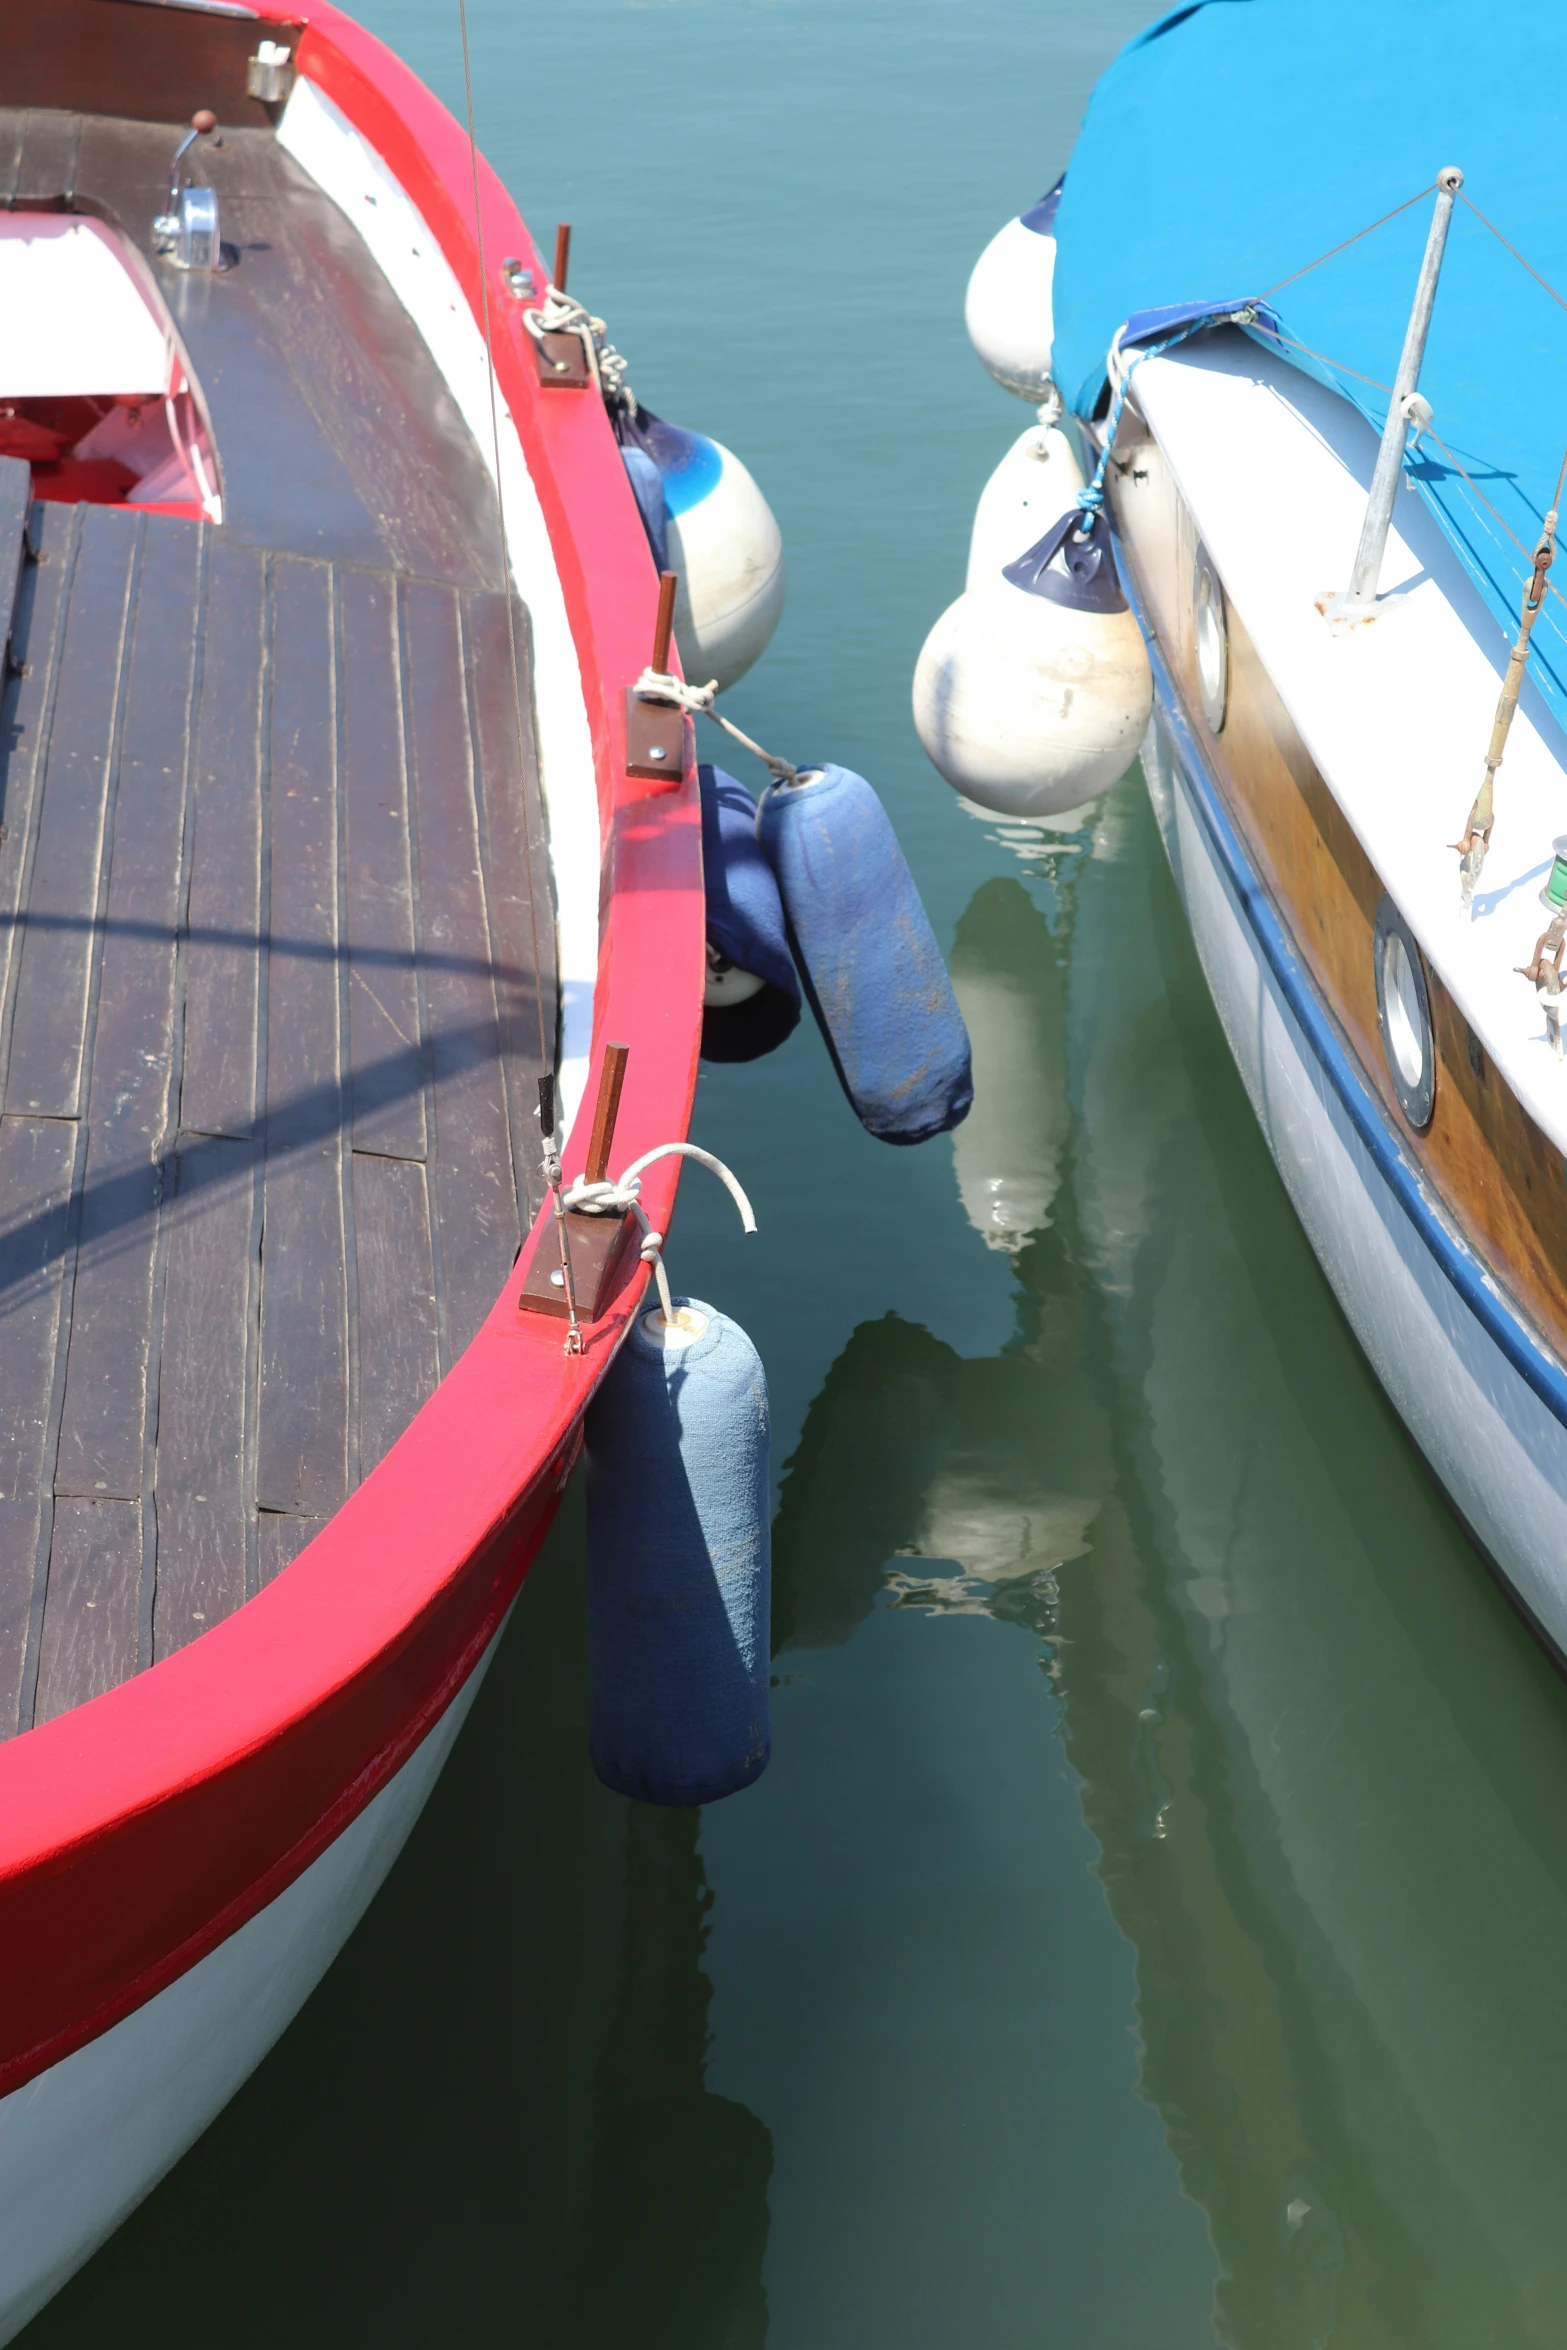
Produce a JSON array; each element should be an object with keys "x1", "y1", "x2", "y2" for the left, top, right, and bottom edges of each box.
[
  {"x1": 1193, "y1": 543, "x2": 1228, "y2": 733},
  {"x1": 1374, "y1": 895, "x2": 1436, "y2": 1130}
]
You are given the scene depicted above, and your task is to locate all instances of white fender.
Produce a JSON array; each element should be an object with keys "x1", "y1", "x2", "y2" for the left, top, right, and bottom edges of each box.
[
  {"x1": 667, "y1": 438, "x2": 786, "y2": 693},
  {"x1": 913, "y1": 577, "x2": 1152, "y2": 818},
  {"x1": 966, "y1": 421, "x2": 1085, "y2": 589},
  {"x1": 964, "y1": 194, "x2": 1060, "y2": 403}
]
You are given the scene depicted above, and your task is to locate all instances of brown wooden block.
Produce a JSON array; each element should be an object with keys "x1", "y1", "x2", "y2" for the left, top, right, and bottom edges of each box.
[
  {"x1": 533, "y1": 331, "x2": 591, "y2": 389},
  {"x1": 517, "y1": 1208, "x2": 639, "y2": 1321},
  {"x1": 624, "y1": 688, "x2": 685, "y2": 788}
]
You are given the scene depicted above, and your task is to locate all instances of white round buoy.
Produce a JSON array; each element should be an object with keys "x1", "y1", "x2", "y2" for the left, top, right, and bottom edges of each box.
[
  {"x1": 965, "y1": 419, "x2": 1085, "y2": 589},
  {"x1": 912, "y1": 509, "x2": 1152, "y2": 818},
  {"x1": 618, "y1": 411, "x2": 786, "y2": 691},
  {"x1": 665, "y1": 437, "x2": 785, "y2": 692},
  {"x1": 964, "y1": 186, "x2": 1061, "y2": 403}
]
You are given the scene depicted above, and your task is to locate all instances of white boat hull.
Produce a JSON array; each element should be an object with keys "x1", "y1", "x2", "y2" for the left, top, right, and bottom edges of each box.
[
  {"x1": 1144, "y1": 705, "x2": 1567, "y2": 1660},
  {"x1": 0, "y1": 1628, "x2": 500, "y2": 2345}
]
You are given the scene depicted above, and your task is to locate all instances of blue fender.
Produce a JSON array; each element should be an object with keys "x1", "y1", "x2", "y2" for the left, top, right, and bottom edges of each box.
[
  {"x1": 585, "y1": 1298, "x2": 772, "y2": 1807},
  {"x1": 759, "y1": 764, "x2": 973, "y2": 1143}
]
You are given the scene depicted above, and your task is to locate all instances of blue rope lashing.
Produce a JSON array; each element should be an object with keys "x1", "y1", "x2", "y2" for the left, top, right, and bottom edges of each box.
[{"x1": 1073, "y1": 306, "x2": 1266, "y2": 536}]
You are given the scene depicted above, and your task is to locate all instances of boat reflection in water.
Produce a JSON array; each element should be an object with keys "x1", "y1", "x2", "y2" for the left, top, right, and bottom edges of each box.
[{"x1": 780, "y1": 771, "x2": 1567, "y2": 2349}]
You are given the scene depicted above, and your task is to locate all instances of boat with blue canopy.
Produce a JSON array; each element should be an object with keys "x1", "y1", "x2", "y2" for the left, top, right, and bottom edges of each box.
[{"x1": 917, "y1": 0, "x2": 1567, "y2": 1671}]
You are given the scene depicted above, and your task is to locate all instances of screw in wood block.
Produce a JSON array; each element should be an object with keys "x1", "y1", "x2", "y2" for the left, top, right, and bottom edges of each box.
[
  {"x1": 625, "y1": 572, "x2": 686, "y2": 785},
  {"x1": 518, "y1": 1043, "x2": 639, "y2": 1321}
]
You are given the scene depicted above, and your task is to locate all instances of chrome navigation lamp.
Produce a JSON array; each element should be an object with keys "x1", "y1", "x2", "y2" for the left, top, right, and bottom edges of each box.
[{"x1": 153, "y1": 111, "x2": 226, "y2": 272}]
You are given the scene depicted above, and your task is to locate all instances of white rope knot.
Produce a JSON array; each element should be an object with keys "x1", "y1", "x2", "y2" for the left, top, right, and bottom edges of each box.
[
  {"x1": 633, "y1": 668, "x2": 798, "y2": 785},
  {"x1": 634, "y1": 665, "x2": 716, "y2": 717},
  {"x1": 562, "y1": 1143, "x2": 757, "y2": 1326},
  {"x1": 522, "y1": 286, "x2": 634, "y2": 405}
]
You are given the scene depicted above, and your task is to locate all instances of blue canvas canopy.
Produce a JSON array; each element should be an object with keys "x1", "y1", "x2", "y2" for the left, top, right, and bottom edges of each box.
[{"x1": 1051, "y1": 0, "x2": 1567, "y2": 723}]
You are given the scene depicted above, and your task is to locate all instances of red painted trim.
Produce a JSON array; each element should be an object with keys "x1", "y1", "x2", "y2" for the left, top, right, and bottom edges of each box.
[{"x1": 0, "y1": 5, "x2": 704, "y2": 2097}]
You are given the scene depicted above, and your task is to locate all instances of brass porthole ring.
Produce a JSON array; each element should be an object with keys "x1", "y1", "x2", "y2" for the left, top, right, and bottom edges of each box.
[{"x1": 1374, "y1": 895, "x2": 1436, "y2": 1131}]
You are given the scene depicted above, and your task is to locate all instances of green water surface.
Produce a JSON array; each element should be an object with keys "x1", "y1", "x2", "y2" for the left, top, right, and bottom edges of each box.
[{"x1": 27, "y1": 5, "x2": 1567, "y2": 2345}]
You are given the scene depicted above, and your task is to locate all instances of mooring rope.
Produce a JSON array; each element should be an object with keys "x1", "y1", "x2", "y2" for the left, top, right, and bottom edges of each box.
[
  {"x1": 1074, "y1": 309, "x2": 1267, "y2": 532},
  {"x1": 632, "y1": 666, "x2": 800, "y2": 784},
  {"x1": 562, "y1": 1143, "x2": 758, "y2": 1325},
  {"x1": 521, "y1": 286, "x2": 636, "y2": 408}
]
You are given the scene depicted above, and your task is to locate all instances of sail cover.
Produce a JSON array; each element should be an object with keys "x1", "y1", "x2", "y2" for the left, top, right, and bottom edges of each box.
[{"x1": 1052, "y1": 0, "x2": 1567, "y2": 721}]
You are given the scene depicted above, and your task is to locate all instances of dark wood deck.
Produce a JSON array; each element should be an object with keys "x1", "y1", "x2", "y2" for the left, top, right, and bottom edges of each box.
[{"x1": 0, "y1": 114, "x2": 557, "y2": 1735}]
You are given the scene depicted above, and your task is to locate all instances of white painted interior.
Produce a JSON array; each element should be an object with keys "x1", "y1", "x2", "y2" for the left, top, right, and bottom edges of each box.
[
  {"x1": 0, "y1": 216, "x2": 172, "y2": 400},
  {"x1": 1144, "y1": 711, "x2": 1567, "y2": 1654},
  {"x1": 0, "y1": 1629, "x2": 502, "y2": 2346},
  {"x1": 1129, "y1": 332, "x2": 1567, "y2": 1156},
  {"x1": 277, "y1": 77, "x2": 600, "y2": 1139}
]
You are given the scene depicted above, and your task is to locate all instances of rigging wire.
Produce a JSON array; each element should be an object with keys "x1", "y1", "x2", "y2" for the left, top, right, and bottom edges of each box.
[
  {"x1": 1261, "y1": 183, "x2": 1436, "y2": 299},
  {"x1": 1460, "y1": 192, "x2": 1567, "y2": 319}
]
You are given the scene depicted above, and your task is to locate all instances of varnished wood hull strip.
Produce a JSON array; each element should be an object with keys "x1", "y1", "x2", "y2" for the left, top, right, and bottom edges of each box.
[{"x1": 1121, "y1": 539, "x2": 1567, "y2": 1432}]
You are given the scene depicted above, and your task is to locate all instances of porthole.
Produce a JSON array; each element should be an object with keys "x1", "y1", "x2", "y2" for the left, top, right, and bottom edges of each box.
[
  {"x1": 1374, "y1": 896, "x2": 1436, "y2": 1130},
  {"x1": 1192, "y1": 543, "x2": 1228, "y2": 734}
]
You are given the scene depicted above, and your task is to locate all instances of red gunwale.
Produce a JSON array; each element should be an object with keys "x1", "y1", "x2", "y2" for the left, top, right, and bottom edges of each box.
[{"x1": 0, "y1": 2, "x2": 704, "y2": 2099}]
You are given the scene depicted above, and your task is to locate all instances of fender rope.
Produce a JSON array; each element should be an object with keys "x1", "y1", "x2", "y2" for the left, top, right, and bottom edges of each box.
[
  {"x1": 562, "y1": 1143, "x2": 757, "y2": 1326},
  {"x1": 632, "y1": 667, "x2": 799, "y2": 784},
  {"x1": 521, "y1": 285, "x2": 634, "y2": 407}
]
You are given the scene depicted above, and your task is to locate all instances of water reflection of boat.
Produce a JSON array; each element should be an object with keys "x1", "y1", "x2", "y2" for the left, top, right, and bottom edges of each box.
[
  {"x1": 789, "y1": 804, "x2": 1567, "y2": 2346},
  {"x1": 1061, "y1": 788, "x2": 1567, "y2": 2348}
]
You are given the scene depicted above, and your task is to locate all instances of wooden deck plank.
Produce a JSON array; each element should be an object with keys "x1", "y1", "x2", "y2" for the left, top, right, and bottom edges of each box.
[
  {"x1": 341, "y1": 568, "x2": 427, "y2": 1161},
  {"x1": 0, "y1": 1116, "x2": 75, "y2": 1731},
  {"x1": 255, "y1": 557, "x2": 349, "y2": 1518},
  {"x1": 0, "y1": 114, "x2": 23, "y2": 207},
  {"x1": 4, "y1": 506, "x2": 137, "y2": 1118},
  {"x1": 33, "y1": 1497, "x2": 139, "y2": 1725},
  {"x1": 153, "y1": 1134, "x2": 257, "y2": 1659},
  {"x1": 13, "y1": 111, "x2": 81, "y2": 207},
  {"x1": 181, "y1": 536, "x2": 265, "y2": 1140},
  {"x1": 403, "y1": 579, "x2": 520, "y2": 1366},
  {"x1": 57, "y1": 520, "x2": 202, "y2": 1502},
  {"x1": 0, "y1": 503, "x2": 76, "y2": 1084},
  {"x1": 465, "y1": 588, "x2": 554, "y2": 1225},
  {"x1": 257, "y1": 1513, "x2": 327, "y2": 1588},
  {"x1": 353, "y1": 1151, "x2": 439, "y2": 1478},
  {"x1": 0, "y1": 458, "x2": 31, "y2": 663}
]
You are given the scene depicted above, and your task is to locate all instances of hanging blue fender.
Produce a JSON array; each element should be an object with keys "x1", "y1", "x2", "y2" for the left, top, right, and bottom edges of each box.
[
  {"x1": 585, "y1": 1297, "x2": 772, "y2": 1807},
  {"x1": 758, "y1": 764, "x2": 974, "y2": 1144},
  {"x1": 699, "y1": 764, "x2": 801, "y2": 1064},
  {"x1": 616, "y1": 407, "x2": 785, "y2": 691}
]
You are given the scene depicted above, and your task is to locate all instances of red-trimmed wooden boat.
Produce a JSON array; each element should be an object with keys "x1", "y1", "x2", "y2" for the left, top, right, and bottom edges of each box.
[{"x1": 0, "y1": 3, "x2": 702, "y2": 2331}]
